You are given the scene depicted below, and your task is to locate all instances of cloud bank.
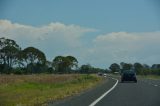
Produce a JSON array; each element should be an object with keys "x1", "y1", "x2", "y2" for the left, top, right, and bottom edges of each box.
[
  {"x1": 91, "y1": 31, "x2": 160, "y2": 66},
  {"x1": 0, "y1": 19, "x2": 95, "y2": 46},
  {"x1": 0, "y1": 19, "x2": 160, "y2": 68}
]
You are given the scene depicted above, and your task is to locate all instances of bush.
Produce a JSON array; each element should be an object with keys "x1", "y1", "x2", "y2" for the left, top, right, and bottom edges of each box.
[{"x1": 13, "y1": 68, "x2": 25, "y2": 75}]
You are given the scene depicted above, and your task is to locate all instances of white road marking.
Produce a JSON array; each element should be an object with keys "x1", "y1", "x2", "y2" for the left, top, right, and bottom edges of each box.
[{"x1": 89, "y1": 78, "x2": 118, "y2": 106}]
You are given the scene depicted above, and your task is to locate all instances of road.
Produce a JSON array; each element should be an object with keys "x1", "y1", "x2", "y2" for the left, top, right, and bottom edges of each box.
[{"x1": 49, "y1": 76, "x2": 160, "y2": 106}]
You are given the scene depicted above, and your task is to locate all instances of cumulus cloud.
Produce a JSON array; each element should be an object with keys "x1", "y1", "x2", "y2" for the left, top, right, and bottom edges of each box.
[
  {"x1": 89, "y1": 31, "x2": 160, "y2": 67},
  {"x1": 0, "y1": 19, "x2": 96, "y2": 56},
  {"x1": 0, "y1": 19, "x2": 96, "y2": 46},
  {"x1": 0, "y1": 19, "x2": 97, "y2": 62},
  {"x1": 0, "y1": 19, "x2": 160, "y2": 68}
]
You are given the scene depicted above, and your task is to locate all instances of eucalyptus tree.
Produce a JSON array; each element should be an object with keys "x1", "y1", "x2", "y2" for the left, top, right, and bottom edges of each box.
[
  {"x1": 52, "y1": 56, "x2": 78, "y2": 73},
  {"x1": 22, "y1": 47, "x2": 46, "y2": 73},
  {"x1": 109, "y1": 63, "x2": 120, "y2": 73},
  {"x1": 120, "y1": 62, "x2": 133, "y2": 72},
  {"x1": 80, "y1": 64, "x2": 92, "y2": 74},
  {"x1": 134, "y1": 62, "x2": 143, "y2": 74},
  {"x1": 0, "y1": 37, "x2": 21, "y2": 73}
]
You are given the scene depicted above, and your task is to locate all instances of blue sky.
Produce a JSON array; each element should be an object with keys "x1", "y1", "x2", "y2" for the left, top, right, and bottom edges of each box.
[
  {"x1": 1, "y1": 0, "x2": 160, "y2": 32},
  {"x1": 0, "y1": 0, "x2": 160, "y2": 68}
]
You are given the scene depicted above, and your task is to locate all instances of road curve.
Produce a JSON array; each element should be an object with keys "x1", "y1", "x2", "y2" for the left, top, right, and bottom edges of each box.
[
  {"x1": 49, "y1": 76, "x2": 160, "y2": 106},
  {"x1": 48, "y1": 77, "x2": 116, "y2": 106}
]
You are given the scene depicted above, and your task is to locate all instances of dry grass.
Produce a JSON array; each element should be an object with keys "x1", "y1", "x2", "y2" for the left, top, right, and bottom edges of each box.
[
  {"x1": 0, "y1": 74, "x2": 102, "y2": 106},
  {"x1": 0, "y1": 74, "x2": 79, "y2": 84}
]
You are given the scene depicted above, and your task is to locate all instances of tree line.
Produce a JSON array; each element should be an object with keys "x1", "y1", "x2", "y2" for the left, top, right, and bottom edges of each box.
[
  {"x1": 109, "y1": 62, "x2": 160, "y2": 75},
  {"x1": 0, "y1": 37, "x2": 105, "y2": 74},
  {"x1": 1, "y1": 37, "x2": 160, "y2": 75}
]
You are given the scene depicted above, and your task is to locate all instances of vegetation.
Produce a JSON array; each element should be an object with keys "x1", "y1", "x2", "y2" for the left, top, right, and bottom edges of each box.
[
  {"x1": 138, "y1": 75, "x2": 160, "y2": 80},
  {"x1": 1, "y1": 37, "x2": 160, "y2": 75},
  {"x1": 0, "y1": 74, "x2": 102, "y2": 106},
  {"x1": 109, "y1": 62, "x2": 160, "y2": 76},
  {"x1": 53, "y1": 56, "x2": 78, "y2": 73},
  {"x1": 109, "y1": 63, "x2": 120, "y2": 73},
  {"x1": 0, "y1": 38, "x2": 105, "y2": 106},
  {"x1": 79, "y1": 64, "x2": 106, "y2": 74},
  {"x1": 0, "y1": 37, "x2": 105, "y2": 74}
]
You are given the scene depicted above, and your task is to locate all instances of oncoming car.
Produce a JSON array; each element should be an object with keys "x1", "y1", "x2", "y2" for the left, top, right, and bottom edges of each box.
[{"x1": 121, "y1": 70, "x2": 137, "y2": 83}]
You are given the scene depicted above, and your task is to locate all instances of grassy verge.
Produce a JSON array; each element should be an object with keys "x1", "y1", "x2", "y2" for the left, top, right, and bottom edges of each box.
[
  {"x1": 0, "y1": 74, "x2": 102, "y2": 106},
  {"x1": 138, "y1": 75, "x2": 160, "y2": 80}
]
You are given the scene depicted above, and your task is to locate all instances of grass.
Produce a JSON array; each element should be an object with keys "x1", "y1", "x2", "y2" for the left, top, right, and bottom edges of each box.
[
  {"x1": 0, "y1": 74, "x2": 102, "y2": 106},
  {"x1": 138, "y1": 75, "x2": 160, "y2": 80}
]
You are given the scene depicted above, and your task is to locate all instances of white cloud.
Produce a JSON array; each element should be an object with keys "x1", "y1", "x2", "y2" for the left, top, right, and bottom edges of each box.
[
  {"x1": 0, "y1": 19, "x2": 96, "y2": 62},
  {"x1": 0, "y1": 19, "x2": 96, "y2": 46},
  {"x1": 94, "y1": 31, "x2": 160, "y2": 46},
  {"x1": 88, "y1": 31, "x2": 160, "y2": 67},
  {"x1": 1, "y1": 19, "x2": 160, "y2": 68}
]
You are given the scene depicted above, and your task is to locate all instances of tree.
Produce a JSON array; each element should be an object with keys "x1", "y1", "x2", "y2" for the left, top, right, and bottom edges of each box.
[
  {"x1": 22, "y1": 47, "x2": 46, "y2": 73},
  {"x1": 80, "y1": 64, "x2": 92, "y2": 74},
  {"x1": 23, "y1": 47, "x2": 46, "y2": 65},
  {"x1": 109, "y1": 63, "x2": 120, "y2": 73},
  {"x1": 53, "y1": 56, "x2": 65, "y2": 73},
  {"x1": 134, "y1": 63, "x2": 143, "y2": 74},
  {"x1": 45, "y1": 60, "x2": 54, "y2": 73},
  {"x1": 66, "y1": 56, "x2": 78, "y2": 70},
  {"x1": 120, "y1": 62, "x2": 133, "y2": 72},
  {"x1": 52, "y1": 56, "x2": 78, "y2": 73},
  {"x1": 143, "y1": 64, "x2": 150, "y2": 69},
  {"x1": 1, "y1": 46, "x2": 20, "y2": 67},
  {"x1": 0, "y1": 37, "x2": 21, "y2": 73},
  {"x1": 151, "y1": 64, "x2": 160, "y2": 69}
]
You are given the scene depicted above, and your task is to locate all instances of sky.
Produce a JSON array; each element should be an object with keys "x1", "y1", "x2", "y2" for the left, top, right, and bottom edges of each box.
[{"x1": 0, "y1": 0, "x2": 160, "y2": 68}]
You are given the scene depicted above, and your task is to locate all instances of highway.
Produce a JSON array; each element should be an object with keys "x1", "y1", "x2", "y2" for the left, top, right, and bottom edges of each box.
[{"x1": 49, "y1": 76, "x2": 160, "y2": 106}]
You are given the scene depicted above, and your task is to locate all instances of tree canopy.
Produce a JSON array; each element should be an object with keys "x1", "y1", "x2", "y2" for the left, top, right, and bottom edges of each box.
[
  {"x1": 22, "y1": 47, "x2": 46, "y2": 65},
  {"x1": 0, "y1": 37, "x2": 21, "y2": 73},
  {"x1": 53, "y1": 56, "x2": 78, "y2": 73},
  {"x1": 109, "y1": 63, "x2": 120, "y2": 73}
]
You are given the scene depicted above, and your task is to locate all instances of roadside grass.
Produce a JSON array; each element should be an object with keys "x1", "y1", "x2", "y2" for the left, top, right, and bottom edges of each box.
[
  {"x1": 0, "y1": 74, "x2": 102, "y2": 106},
  {"x1": 138, "y1": 75, "x2": 160, "y2": 80}
]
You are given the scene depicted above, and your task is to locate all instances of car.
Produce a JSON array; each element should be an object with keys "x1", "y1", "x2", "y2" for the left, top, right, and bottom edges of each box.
[
  {"x1": 97, "y1": 72, "x2": 103, "y2": 76},
  {"x1": 121, "y1": 70, "x2": 137, "y2": 83},
  {"x1": 103, "y1": 73, "x2": 107, "y2": 77}
]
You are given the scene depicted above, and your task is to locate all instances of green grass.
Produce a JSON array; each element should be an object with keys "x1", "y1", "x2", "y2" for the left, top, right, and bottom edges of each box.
[
  {"x1": 0, "y1": 74, "x2": 102, "y2": 106},
  {"x1": 138, "y1": 75, "x2": 160, "y2": 80}
]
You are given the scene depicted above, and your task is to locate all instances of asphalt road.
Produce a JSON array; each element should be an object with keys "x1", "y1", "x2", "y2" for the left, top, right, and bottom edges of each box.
[{"x1": 49, "y1": 76, "x2": 160, "y2": 106}]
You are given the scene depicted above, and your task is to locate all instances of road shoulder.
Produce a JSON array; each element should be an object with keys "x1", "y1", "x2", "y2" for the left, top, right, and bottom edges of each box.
[{"x1": 48, "y1": 77, "x2": 117, "y2": 106}]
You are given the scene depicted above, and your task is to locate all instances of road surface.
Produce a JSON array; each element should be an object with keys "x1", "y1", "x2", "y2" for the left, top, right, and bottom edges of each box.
[{"x1": 49, "y1": 76, "x2": 160, "y2": 106}]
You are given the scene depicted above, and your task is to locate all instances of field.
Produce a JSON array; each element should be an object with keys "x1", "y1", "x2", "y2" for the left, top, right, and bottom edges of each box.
[
  {"x1": 0, "y1": 74, "x2": 102, "y2": 106},
  {"x1": 138, "y1": 75, "x2": 160, "y2": 80}
]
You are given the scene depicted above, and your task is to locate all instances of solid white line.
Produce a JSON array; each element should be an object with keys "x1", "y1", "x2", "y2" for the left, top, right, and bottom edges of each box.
[{"x1": 89, "y1": 78, "x2": 118, "y2": 106}]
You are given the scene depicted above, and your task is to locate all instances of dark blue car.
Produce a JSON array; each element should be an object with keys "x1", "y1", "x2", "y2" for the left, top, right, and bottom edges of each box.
[{"x1": 121, "y1": 70, "x2": 137, "y2": 83}]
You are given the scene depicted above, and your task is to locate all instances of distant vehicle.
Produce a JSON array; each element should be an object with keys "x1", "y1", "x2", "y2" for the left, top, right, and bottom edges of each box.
[
  {"x1": 114, "y1": 72, "x2": 119, "y2": 74},
  {"x1": 121, "y1": 70, "x2": 137, "y2": 83},
  {"x1": 97, "y1": 72, "x2": 103, "y2": 76},
  {"x1": 97, "y1": 72, "x2": 107, "y2": 77},
  {"x1": 103, "y1": 73, "x2": 107, "y2": 77}
]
